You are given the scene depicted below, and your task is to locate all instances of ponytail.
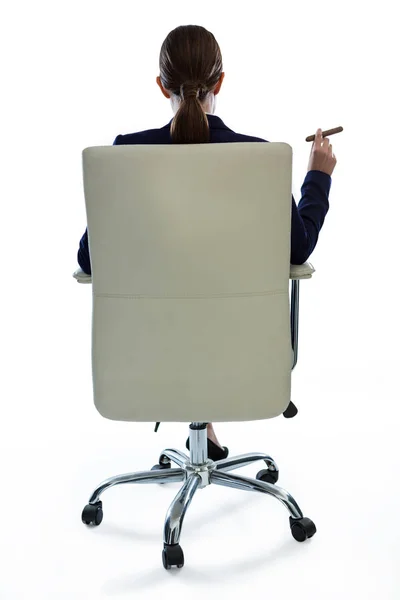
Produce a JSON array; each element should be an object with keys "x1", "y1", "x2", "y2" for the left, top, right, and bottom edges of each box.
[{"x1": 170, "y1": 83, "x2": 210, "y2": 144}]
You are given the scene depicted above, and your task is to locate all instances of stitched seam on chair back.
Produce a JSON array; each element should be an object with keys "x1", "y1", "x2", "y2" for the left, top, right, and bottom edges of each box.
[{"x1": 94, "y1": 289, "x2": 288, "y2": 300}]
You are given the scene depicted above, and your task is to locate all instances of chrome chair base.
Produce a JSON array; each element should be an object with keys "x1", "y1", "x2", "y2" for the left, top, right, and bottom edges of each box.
[{"x1": 82, "y1": 423, "x2": 316, "y2": 569}]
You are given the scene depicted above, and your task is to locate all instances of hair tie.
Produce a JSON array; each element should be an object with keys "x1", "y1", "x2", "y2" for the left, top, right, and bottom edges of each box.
[{"x1": 180, "y1": 82, "x2": 204, "y2": 100}]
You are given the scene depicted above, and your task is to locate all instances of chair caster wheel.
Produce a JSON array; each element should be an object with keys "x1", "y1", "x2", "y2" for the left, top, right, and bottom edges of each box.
[
  {"x1": 151, "y1": 458, "x2": 171, "y2": 484},
  {"x1": 82, "y1": 501, "x2": 103, "y2": 526},
  {"x1": 256, "y1": 468, "x2": 279, "y2": 484},
  {"x1": 290, "y1": 517, "x2": 317, "y2": 542},
  {"x1": 162, "y1": 543, "x2": 184, "y2": 570},
  {"x1": 151, "y1": 458, "x2": 171, "y2": 471}
]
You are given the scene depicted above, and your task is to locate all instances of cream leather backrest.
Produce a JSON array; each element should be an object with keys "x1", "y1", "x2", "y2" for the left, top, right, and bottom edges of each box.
[{"x1": 82, "y1": 142, "x2": 293, "y2": 422}]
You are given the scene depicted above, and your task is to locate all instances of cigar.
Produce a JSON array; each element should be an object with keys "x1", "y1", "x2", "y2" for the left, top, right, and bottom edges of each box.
[{"x1": 306, "y1": 126, "x2": 343, "y2": 142}]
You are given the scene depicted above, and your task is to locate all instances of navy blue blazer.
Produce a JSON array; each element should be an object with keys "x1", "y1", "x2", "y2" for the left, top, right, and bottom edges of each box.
[{"x1": 77, "y1": 114, "x2": 331, "y2": 275}]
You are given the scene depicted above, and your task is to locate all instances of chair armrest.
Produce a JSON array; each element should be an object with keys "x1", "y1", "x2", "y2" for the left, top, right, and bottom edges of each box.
[
  {"x1": 73, "y1": 262, "x2": 315, "y2": 284},
  {"x1": 73, "y1": 268, "x2": 92, "y2": 283},
  {"x1": 290, "y1": 261, "x2": 315, "y2": 280}
]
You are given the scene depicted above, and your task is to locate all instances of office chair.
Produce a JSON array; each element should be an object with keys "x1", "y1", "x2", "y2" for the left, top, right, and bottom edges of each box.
[{"x1": 74, "y1": 142, "x2": 317, "y2": 570}]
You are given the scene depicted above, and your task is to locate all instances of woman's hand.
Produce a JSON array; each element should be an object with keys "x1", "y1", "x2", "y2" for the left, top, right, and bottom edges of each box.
[{"x1": 307, "y1": 128, "x2": 337, "y2": 176}]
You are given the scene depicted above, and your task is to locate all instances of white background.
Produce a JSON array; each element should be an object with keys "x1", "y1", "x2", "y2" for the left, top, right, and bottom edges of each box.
[{"x1": 1, "y1": 0, "x2": 399, "y2": 598}]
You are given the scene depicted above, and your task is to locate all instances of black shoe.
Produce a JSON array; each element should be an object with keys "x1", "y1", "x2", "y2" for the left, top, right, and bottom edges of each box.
[
  {"x1": 186, "y1": 437, "x2": 229, "y2": 461},
  {"x1": 283, "y1": 401, "x2": 298, "y2": 418}
]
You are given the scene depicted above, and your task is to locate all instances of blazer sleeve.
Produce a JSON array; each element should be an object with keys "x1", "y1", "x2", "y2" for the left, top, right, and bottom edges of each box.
[
  {"x1": 76, "y1": 135, "x2": 122, "y2": 274},
  {"x1": 290, "y1": 170, "x2": 331, "y2": 264}
]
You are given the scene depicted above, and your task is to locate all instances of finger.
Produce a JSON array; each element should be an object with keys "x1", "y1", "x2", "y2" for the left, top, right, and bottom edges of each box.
[{"x1": 313, "y1": 128, "x2": 322, "y2": 149}]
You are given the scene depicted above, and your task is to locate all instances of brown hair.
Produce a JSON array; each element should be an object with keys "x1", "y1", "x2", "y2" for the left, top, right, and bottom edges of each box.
[{"x1": 159, "y1": 25, "x2": 223, "y2": 144}]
